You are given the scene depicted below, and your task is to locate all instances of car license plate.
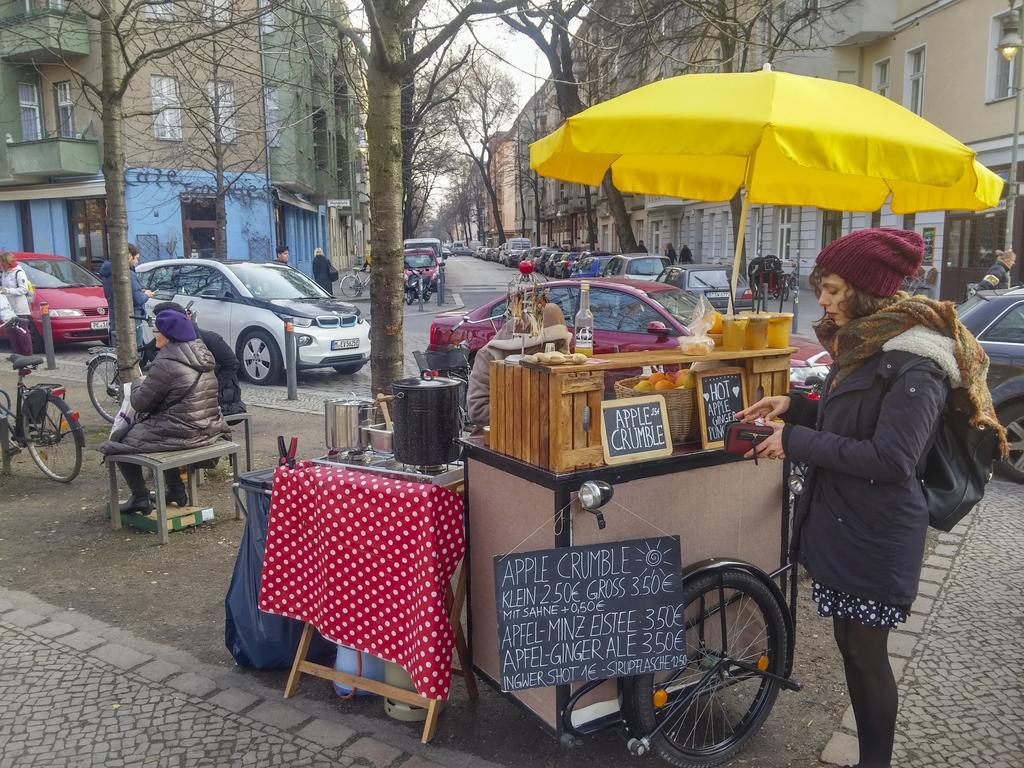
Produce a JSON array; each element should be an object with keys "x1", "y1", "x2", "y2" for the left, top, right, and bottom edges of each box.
[
  {"x1": 331, "y1": 338, "x2": 359, "y2": 350},
  {"x1": 705, "y1": 291, "x2": 729, "y2": 299},
  {"x1": 91, "y1": 320, "x2": 109, "y2": 330}
]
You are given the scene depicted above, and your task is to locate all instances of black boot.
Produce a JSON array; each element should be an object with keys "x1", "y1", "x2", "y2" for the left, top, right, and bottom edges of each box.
[
  {"x1": 119, "y1": 492, "x2": 153, "y2": 515},
  {"x1": 165, "y1": 484, "x2": 189, "y2": 507}
]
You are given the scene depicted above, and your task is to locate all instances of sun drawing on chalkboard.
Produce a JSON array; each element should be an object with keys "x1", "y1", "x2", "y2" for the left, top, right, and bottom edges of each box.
[{"x1": 634, "y1": 539, "x2": 673, "y2": 578}]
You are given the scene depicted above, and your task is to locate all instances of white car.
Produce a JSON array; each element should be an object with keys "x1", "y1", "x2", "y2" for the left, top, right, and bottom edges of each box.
[{"x1": 135, "y1": 259, "x2": 370, "y2": 384}]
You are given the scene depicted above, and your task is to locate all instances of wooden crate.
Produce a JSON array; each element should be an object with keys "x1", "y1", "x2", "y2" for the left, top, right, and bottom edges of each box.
[
  {"x1": 745, "y1": 352, "x2": 792, "y2": 403},
  {"x1": 489, "y1": 361, "x2": 604, "y2": 473}
]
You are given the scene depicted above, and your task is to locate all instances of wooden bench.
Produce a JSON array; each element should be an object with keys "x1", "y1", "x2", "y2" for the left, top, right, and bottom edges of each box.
[
  {"x1": 106, "y1": 441, "x2": 241, "y2": 545},
  {"x1": 224, "y1": 412, "x2": 254, "y2": 472}
]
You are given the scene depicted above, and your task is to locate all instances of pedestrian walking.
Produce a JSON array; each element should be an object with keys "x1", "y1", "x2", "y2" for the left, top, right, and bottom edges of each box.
[
  {"x1": 99, "y1": 244, "x2": 153, "y2": 348},
  {"x1": 0, "y1": 250, "x2": 34, "y2": 355},
  {"x1": 737, "y1": 228, "x2": 1006, "y2": 768},
  {"x1": 312, "y1": 247, "x2": 338, "y2": 295},
  {"x1": 636, "y1": 239, "x2": 648, "y2": 252},
  {"x1": 664, "y1": 242, "x2": 678, "y2": 264},
  {"x1": 679, "y1": 243, "x2": 693, "y2": 263}
]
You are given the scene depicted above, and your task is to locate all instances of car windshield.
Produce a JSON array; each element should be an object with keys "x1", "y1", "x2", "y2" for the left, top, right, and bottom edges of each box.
[
  {"x1": 688, "y1": 269, "x2": 730, "y2": 289},
  {"x1": 20, "y1": 258, "x2": 101, "y2": 289},
  {"x1": 956, "y1": 295, "x2": 986, "y2": 319},
  {"x1": 227, "y1": 263, "x2": 327, "y2": 299},
  {"x1": 405, "y1": 253, "x2": 434, "y2": 269},
  {"x1": 645, "y1": 287, "x2": 701, "y2": 329}
]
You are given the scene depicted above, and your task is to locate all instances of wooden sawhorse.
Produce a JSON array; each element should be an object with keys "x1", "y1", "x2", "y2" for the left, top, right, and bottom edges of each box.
[{"x1": 283, "y1": 561, "x2": 476, "y2": 744}]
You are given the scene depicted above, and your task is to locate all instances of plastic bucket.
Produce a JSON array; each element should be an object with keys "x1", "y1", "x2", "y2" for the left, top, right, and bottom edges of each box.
[
  {"x1": 767, "y1": 312, "x2": 794, "y2": 349},
  {"x1": 742, "y1": 313, "x2": 769, "y2": 350},
  {"x1": 334, "y1": 645, "x2": 386, "y2": 697},
  {"x1": 721, "y1": 315, "x2": 749, "y2": 352}
]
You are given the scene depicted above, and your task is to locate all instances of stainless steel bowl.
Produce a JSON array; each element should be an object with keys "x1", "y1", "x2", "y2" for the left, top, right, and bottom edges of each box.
[{"x1": 361, "y1": 424, "x2": 394, "y2": 454}]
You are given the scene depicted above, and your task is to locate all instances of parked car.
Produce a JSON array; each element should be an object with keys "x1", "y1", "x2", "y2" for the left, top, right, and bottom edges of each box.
[
  {"x1": 428, "y1": 277, "x2": 827, "y2": 389},
  {"x1": 545, "y1": 251, "x2": 568, "y2": 277},
  {"x1": 403, "y1": 238, "x2": 442, "y2": 263},
  {"x1": 135, "y1": 259, "x2": 369, "y2": 384},
  {"x1": 441, "y1": 246, "x2": 452, "y2": 261},
  {"x1": 571, "y1": 253, "x2": 615, "y2": 279},
  {"x1": 656, "y1": 264, "x2": 755, "y2": 312},
  {"x1": 958, "y1": 288, "x2": 1024, "y2": 481},
  {"x1": 500, "y1": 238, "x2": 532, "y2": 267},
  {"x1": 404, "y1": 248, "x2": 440, "y2": 294},
  {"x1": 602, "y1": 254, "x2": 670, "y2": 281},
  {"x1": 11, "y1": 252, "x2": 109, "y2": 344},
  {"x1": 451, "y1": 242, "x2": 472, "y2": 257},
  {"x1": 485, "y1": 247, "x2": 500, "y2": 262}
]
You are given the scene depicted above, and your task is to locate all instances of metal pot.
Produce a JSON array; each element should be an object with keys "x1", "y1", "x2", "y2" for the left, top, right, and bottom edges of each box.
[
  {"x1": 390, "y1": 373, "x2": 461, "y2": 467},
  {"x1": 325, "y1": 399, "x2": 379, "y2": 452}
]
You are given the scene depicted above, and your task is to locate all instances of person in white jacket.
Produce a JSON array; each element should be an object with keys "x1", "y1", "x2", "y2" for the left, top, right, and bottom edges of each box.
[{"x1": 0, "y1": 251, "x2": 34, "y2": 356}]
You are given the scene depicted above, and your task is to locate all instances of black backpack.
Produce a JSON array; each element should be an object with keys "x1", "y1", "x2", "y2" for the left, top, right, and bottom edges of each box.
[{"x1": 894, "y1": 358, "x2": 1001, "y2": 531}]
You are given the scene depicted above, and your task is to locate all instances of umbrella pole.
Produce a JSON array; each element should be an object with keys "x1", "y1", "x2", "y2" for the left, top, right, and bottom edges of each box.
[{"x1": 730, "y1": 191, "x2": 752, "y2": 314}]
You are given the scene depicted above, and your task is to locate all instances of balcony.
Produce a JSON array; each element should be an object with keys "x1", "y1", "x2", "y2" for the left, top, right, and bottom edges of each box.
[
  {"x1": 830, "y1": 2, "x2": 893, "y2": 46},
  {"x1": 270, "y1": 149, "x2": 316, "y2": 196},
  {"x1": 7, "y1": 137, "x2": 99, "y2": 178},
  {"x1": 0, "y1": 10, "x2": 90, "y2": 62},
  {"x1": 646, "y1": 194, "x2": 688, "y2": 211}
]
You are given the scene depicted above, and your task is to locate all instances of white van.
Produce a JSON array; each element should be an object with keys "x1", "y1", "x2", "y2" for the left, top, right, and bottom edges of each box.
[
  {"x1": 500, "y1": 237, "x2": 532, "y2": 266},
  {"x1": 404, "y1": 238, "x2": 443, "y2": 262}
]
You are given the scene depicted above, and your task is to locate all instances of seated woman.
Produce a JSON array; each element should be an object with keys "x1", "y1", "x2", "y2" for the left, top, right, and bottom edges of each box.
[{"x1": 99, "y1": 309, "x2": 230, "y2": 514}]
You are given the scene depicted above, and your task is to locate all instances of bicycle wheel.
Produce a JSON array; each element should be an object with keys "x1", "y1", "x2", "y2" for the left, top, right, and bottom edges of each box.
[
  {"x1": 20, "y1": 393, "x2": 84, "y2": 483},
  {"x1": 623, "y1": 569, "x2": 787, "y2": 768},
  {"x1": 86, "y1": 354, "x2": 120, "y2": 424},
  {"x1": 339, "y1": 274, "x2": 364, "y2": 299}
]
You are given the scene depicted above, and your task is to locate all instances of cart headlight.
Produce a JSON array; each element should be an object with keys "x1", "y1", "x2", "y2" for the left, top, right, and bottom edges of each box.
[
  {"x1": 578, "y1": 480, "x2": 613, "y2": 510},
  {"x1": 296, "y1": 334, "x2": 314, "y2": 347},
  {"x1": 49, "y1": 308, "x2": 84, "y2": 317},
  {"x1": 292, "y1": 317, "x2": 314, "y2": 328}
]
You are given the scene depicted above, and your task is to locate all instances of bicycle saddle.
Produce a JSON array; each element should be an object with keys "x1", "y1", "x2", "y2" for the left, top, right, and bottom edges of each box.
[{"x1": 10, "y1": 354, "x2": 44, "y2": 370}]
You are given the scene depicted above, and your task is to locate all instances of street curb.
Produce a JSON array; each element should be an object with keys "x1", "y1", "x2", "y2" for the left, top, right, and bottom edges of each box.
[
  {"x1": 0, "y1": 586, "x2": 501, "y2": 768},
  {"x1": 818, "y1": 513, "x2": 977, "y2": 766}
]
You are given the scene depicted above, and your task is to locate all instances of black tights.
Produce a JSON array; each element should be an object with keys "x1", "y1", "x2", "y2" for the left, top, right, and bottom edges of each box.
[{"x1": 833, "y1": 617, "x2": 898, "y2": 768}]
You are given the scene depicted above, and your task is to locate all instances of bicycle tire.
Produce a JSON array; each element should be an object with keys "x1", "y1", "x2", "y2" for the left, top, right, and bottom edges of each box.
[
  {"x1": 339, "y1": 274, "x2": 363, "y2": 299},
  {"x1": 21, "y1": 393, "x2": 84, "y2": 483},
  {"x1": 86, "y1": 353, "x2": 120, "y2": 424},
  {"x1": 623, "y1": 569, "x2": 787, "y2": 768}
]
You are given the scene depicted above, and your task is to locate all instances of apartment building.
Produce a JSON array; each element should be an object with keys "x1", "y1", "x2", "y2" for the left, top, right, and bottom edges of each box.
[
  {"x1": 509, "y1": 0, "x2": 1016, "y2": 298},
  {"x1": 0, "y1": 0, "x2": 368, "y2": 275}
]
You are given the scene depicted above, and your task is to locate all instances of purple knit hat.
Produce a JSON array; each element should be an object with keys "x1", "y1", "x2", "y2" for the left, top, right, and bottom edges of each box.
[
  {"x1": 816, "y1": 228, "x2": 924, "y2": 297},
  {"x1": 155, "y1": 309, "x2": 198, "y2": 342}
]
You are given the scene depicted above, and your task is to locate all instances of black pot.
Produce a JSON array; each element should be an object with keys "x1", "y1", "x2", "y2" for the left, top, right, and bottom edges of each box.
[{"x1": 391, "y1": 373, "x2": 461, "y2": 467}]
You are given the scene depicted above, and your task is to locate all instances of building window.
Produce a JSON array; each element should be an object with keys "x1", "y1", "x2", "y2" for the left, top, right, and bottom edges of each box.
[
  {"x1": 257, "y1": 0, "x2": 275, "y2": 33},
  {"x1": 18, "y1": 83, "x2": 41, "y2": 141},
  {"x1": 905, "y1": 46, "x2": 926, "y2": 115},
  {"x1": 902, "y1": 213, "x2": 916, "y2": 231},
  {"x1": 873, "y1": 58, "x2": 890, "y2": 98},
  {"x1": 777, "y1": 206, "x2": 793, "y2": 260},
  {"x1": 202, "y1": 0, "x2": 230, "y2": 24},
  {"x1": 871, "y1": 209, "x2": 881, "y2": 228},
  {"x1": 67, "y1": 198, "x2": 109, "y2": 272},
  {"x1": 151, "y1": 75, "x2": 182, "y2": 140},
  {"x1": 265, "y1": 87, "x2": 282, "y2": 147},
  {"x1": 822, "y1": 210, "x2": 843, "y2": 248},
  {"x1": 206, "y1": 80, "x2": 236, "y2": 144},
  {"x1": 144, "y1": 0, "x2": 173, "y2": 19},
  {"x1": 993, "y1": 13, "x2": 1020, "y2": 101},
  {"x1": 54, "y1": 81, "x2": 75, "y2": 139}
]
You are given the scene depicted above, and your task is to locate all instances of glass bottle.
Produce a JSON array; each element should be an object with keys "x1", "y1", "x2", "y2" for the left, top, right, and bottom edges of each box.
[{"x1": 574, "y1": 282, "x2": 594, "y2": 357}]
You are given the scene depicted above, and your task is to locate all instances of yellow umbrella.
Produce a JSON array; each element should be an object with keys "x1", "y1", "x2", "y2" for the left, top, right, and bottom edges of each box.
[{"x1": 530, "y1": 66, "x2": 1003, "y2": 299}]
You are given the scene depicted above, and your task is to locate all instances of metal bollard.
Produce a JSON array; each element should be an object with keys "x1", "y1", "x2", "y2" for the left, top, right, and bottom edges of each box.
[
  {"x1": 0, "y1": 418, "x2": 10, "y2": 475},
  {"x1": 283, "y1": 316, "x2": 297, "y2": 400},
  {"x1": 419, "y1": 276, "x2": 426, "y2": 312},
  {"x1": 40, "y1": 301, "x2": 56, "y2": 369},
  {"x1": 437, "y1": 264, "x2": 445, "y2": 306}
]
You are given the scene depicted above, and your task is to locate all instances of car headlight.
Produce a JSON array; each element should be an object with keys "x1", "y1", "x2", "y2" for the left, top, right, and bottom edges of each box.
[
  {"x1": 790, "y1": 364, "x2": 830, "y2": 384},
  {"x1": 292, "y1": 317, "x2": 313, "y2": 328},
  {"x1": 296, "y1": 334, "x2": 314, "y2": 347},
  {"x1": 49, "y1": 308, "x2": 84, "y2": 317}
]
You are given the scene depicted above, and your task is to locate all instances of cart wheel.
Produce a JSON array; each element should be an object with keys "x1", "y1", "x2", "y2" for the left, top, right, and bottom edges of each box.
[{"x1": 622, "y1": 569, "x2": 788, "y2": 768}]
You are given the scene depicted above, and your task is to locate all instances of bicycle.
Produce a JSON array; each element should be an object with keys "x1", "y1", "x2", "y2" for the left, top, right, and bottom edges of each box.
[
  {"x1": 86, "y1": 316, "x2": 157, "y2": 424},
  {"x1": 1, "y1": 353, "x2": 85, "y2": 482},
  {"x1": 339, "y1": 265, "x2": 370, "y2": 299}
]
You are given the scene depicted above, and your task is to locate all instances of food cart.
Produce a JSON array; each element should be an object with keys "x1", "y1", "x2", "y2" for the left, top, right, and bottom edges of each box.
[{"x1": 463, "y1": 344, "x2": 803, "y2": 764}]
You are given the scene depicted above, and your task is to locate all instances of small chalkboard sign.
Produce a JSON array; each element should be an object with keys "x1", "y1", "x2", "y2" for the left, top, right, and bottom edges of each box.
[
  {"x1": 600, "y1": 394, "x2": 673, "y2": 465},
  {"x1": 696, "y1": 366, "x2": 748, "y2": 449},
  {"x1": 494, "y1": 536, "x2": 685, "y2": 691}
]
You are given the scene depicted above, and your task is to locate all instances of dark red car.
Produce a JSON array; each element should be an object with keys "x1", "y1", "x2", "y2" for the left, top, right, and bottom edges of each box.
[
  {"x1": 12, "y1": 252, "x2": 109, "y2": 344},
  {"x1": 428, "y1": 278, "x2": 830, "y2": 384}
]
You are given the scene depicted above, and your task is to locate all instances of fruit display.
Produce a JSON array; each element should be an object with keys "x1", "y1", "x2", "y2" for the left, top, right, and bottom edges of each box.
[{"x1": 634, "y1": 368, "x2": 695, "y2": 392}]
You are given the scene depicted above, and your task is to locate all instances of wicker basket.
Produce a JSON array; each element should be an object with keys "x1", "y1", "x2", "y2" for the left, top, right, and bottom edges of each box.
[{"x1": 614, "y1": 376, "x2": 699, "y2": 445}]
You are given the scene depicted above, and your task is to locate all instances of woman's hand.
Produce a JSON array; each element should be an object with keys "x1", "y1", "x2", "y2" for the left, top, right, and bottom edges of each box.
[
  {"x1": 744, "y1": 425, "x2": 786, "y2": 460},
  {"x1": 735, "y1": 395, "x2": 790, "y2": 423}
]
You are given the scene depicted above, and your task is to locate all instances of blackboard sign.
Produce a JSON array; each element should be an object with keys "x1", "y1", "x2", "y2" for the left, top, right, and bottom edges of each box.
[
  {"x1": 600, "y1": 394, "x2": 673, "y2": 465},
  {"x1": 494, "y1": 536, "x2": 685, "y2": 691},
  {"x1": 696, "y1": 367, "x2": 748, "y2": 449}
]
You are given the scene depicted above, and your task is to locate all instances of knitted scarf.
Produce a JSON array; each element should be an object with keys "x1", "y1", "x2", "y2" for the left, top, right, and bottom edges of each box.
[{"x1": 815, "y1": 293, "x2": 1008, "y2": 457}]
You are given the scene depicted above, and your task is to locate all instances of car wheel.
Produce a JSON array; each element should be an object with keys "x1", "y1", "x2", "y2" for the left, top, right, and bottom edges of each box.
[
  {"x1": 333, "y1": 362, "x2": 365, "y2": 375},
  {"x1": 997, "y1": 400, "x2": 1024, "y2": 483},
  {"x1": 238, "y1": 329, "x2": 283, "y2": 385}
]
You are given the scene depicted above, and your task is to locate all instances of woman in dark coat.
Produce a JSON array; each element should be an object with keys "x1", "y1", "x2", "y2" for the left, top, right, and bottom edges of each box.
[
  {"x1": 312, "y1": 247, "x2": 338, "y2": 295},
  {"x1": 99, "y1": 309, "x2": 230, "y2": 513},
  {"x1": 738, "y1": 228, "x2": 1005, "y2": 768}
]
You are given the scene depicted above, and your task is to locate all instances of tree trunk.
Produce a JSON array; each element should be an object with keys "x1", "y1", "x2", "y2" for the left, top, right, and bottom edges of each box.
[
  {"x1": 603, "y1": 173, "x2": 637, "y2": 252},
  {"x1": 366, "y1": 35, "x2": 405, "y2": 394},
  {"x1": 100, "y1": 5, "x2": 139, "y2": 382},
  {"x1": 400, "y1": 63, "x2": 416, "y2": 239}
]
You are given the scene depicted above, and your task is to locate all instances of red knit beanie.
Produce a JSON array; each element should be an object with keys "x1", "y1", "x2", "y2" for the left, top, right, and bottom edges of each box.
[{"x1": 816, "y1": 228, "x2": 924, "y2": 297}]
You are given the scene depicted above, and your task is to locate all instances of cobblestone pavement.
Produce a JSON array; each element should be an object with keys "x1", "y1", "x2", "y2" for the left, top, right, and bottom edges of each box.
[
  {"x1": 0, "y1": 592, "x2": 491, "y2": 768},
  {"x1": 822, "y1": 481, "x2": 1024, "y2": 767}
]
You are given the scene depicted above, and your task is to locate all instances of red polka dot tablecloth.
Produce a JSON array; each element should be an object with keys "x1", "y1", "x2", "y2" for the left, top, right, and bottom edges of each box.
[{"x1": 258, "y1": 461, "x2": 465, "y2": 700}]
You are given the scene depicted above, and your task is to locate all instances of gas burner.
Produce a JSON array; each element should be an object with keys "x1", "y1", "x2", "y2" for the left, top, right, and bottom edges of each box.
[
  {"x1": 314, "y1": 454, "x2": 463, "y2": 487},
  {"x1": 416, "y1": 465, "x2": 446, "y2": 474}
]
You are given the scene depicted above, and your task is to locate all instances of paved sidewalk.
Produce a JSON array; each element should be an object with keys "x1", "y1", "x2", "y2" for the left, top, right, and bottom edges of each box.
[
  {"x1": 821, "y1": 482, "x2": 1024, "y2": 767},
  {"x1": 0, "y1": 590, "x2": 495, "y2": 768}
]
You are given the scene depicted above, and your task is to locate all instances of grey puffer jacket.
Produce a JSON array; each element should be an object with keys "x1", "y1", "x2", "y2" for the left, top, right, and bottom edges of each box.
[{"x1": 98, "y1": 339, "x2": 230, "y2": 455}]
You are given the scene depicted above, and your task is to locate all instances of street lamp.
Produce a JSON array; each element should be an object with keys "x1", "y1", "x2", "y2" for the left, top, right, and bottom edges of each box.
[{"x1": 998, "y1": 3, "x2": 1024, "y2": 249}]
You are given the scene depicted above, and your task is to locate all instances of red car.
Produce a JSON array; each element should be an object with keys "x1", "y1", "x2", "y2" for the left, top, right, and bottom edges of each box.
[
  {"x1": 428, "y1": 278, "x2": 830, "y2": 385},
  {"x1": 12, "y1": 252, "x2": 109, "y2": 344}
]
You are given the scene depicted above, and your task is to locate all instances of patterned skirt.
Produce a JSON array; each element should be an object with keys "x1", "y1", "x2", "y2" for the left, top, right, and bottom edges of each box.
[{"x1": 811, "y1": 582, "x2": 908, "y2": 629}]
